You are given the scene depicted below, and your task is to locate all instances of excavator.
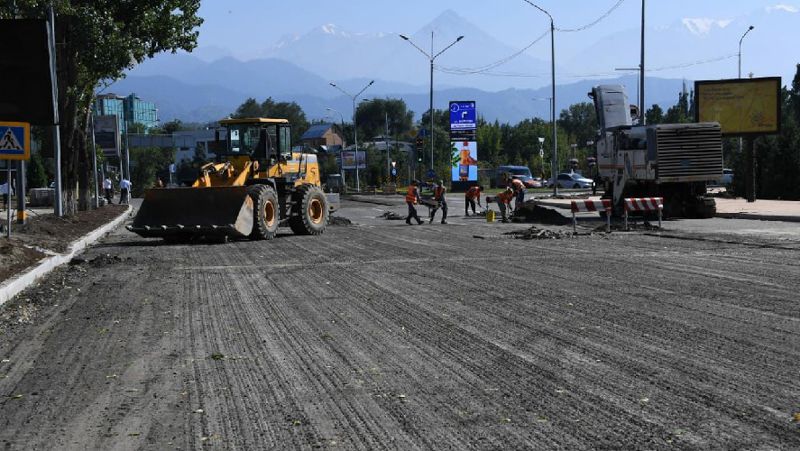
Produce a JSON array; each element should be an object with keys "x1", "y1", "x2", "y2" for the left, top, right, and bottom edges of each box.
[{"x1": 127, "y1": 118, "x2": 336, "y2": 241}]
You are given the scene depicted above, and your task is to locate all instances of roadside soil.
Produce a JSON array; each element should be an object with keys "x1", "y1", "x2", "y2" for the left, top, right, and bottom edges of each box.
[{"x1": 0, "y1": 205, "x2": 128, "y2": 283}]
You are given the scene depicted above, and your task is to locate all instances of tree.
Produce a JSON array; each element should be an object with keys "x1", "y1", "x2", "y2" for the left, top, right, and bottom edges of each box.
[
  {"x1": 355, "y1": 98, "x2": 414, "y2": 139},
  {"x1": 27, "y1": 150, "x2": 49, "y2": 189},
  {"x1": 557, "y1": 102, "x2": 597, "y2": 147},
  {"x1": 231, "y1": 97, "x2": 309, "y2": 143},
  {"x1": 646, "y1": 104, "x2": 664, "y2": 125},
  {"x1": 130, "y1": 146, "x2": 175, "y2": 197},
  {"x1": 0, "y1": 1, "x2": 203, "y2": 214},
  {"x1": 153, "y1": 119, "x2": 186, "y2": 135}
]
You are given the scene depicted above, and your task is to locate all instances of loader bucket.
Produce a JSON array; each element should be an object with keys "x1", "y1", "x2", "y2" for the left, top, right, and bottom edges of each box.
[{"x1": 127, "y1": 186, "x2": 254, "y2": 239}]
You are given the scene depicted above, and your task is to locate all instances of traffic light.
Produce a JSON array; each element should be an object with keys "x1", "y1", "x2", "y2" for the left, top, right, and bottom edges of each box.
[{"x1": 415, "y1": 138, "x2": 424, "y2": 162}]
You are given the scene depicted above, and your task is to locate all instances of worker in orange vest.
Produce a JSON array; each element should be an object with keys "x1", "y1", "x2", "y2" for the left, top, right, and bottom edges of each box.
[
  {"x1": 496, "y1": 187, "x2": 514, "y2": 223},
  {"x1": 429, "y1": 180, "x2": 448, "y2": 224},
  {"x1": 405, "y1": 180, "x2": 423, "y2": 225},
  {"x1": 464, "y1": 185, "x2": 482, "y2": 216},
  {"x1": 510, "y1": 177, "x2": 527, "y2": 212}
]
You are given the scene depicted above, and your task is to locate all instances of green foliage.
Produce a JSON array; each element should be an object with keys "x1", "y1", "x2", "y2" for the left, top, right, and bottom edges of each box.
[
  {"x1": 130, "y1": 147, "x2": 175, "y2": 197},
  {"x1": 355, "y1": 98, "x2": 414, "y2": 139},
  {"x1": 152, "y1": 119, "x2": 187, "y2": 135},
  {"x1": 27, "y1": 151, "x2": 49, "y2": 189},
  {"x1": 645, "y1": 104, "x2": 664, "y2": 125}
]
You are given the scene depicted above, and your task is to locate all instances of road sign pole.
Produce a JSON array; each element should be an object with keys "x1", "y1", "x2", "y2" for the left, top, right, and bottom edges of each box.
[
  {"x1": 6, "y1": 166, "x2": 11, "y2": 238},
  {"x1": 15, "y1": 160, "x2": 25, "y2": 223}
]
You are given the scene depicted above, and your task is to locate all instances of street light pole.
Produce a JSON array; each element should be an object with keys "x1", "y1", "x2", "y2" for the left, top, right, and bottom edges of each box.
[
  {"x1": 738, "y1": 25, "x2": 754, "y2": 79},
  {"x1": 738, "y1": 25, "x2": 755, "y2": 202},
  {"x1": 523, "y1": 1, "x2": 557, "y2": 195},
  {"x1": 640, "y1": 0, "x2": 646, "y2": 125},
  {"x1": 326, "y1": 107, "x2": 346, "y2": 188},
  {"x1": 329, "y1": 80, "x2": 374, "y2": 192},
  {"x1": 399, "y1": 32, "x2": 464, "y2": 177}
]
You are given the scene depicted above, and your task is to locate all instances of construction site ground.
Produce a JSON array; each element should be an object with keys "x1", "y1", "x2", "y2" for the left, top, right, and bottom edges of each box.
[{"x1": 0, "y1": 196, "x2": 798, "y2": 449}]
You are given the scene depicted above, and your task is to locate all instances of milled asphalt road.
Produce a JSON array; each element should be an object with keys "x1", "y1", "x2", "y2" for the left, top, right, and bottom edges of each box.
[{"x1": 0, "y1": 196, "x2": 798, "y2": 450}]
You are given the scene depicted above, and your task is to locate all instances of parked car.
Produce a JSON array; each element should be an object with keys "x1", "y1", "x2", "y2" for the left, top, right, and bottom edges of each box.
[
  {"x1": 491, "y1": 165, "x2": 535, "y2": 188},
  {"x1": 548, "y1": 172, "x2": 594, "y2": 189}
]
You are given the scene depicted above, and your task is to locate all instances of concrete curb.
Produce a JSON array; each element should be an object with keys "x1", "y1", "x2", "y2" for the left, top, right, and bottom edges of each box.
[{"x1": 0, "y1": 205, "x2": 133, "y2": 308}]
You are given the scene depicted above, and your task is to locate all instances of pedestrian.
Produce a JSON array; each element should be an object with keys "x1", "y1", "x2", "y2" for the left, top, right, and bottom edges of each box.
[
  {"x1": 103, "y1": 176, "x2": 113, "y2": 203},
  {"x1": 510, "y1": 177, "x2": 527, "y2": 212},
  {"x1": 119, "y1": 177, "x2": 132, "y2": 204},
  {"x1": 496, "y1": 187, "x2": 514, "y2": 223},
  {"x1": 405, "y1": 180, "x2": 424, "y2": 225},
  {"x1": 429, "y1": 180, "x2": 448, "y2": 224},
  {"x1": 154, "y1": 177, "x2": 164, "y2": 188},
  {"x1": 464, "y1": 184, "x2": 483, "y2": 216}
]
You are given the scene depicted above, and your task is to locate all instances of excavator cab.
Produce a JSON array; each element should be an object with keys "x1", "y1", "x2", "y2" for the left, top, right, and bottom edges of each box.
[{"x1": 128, "y1": 118, "x2": 330, "y2": 241}]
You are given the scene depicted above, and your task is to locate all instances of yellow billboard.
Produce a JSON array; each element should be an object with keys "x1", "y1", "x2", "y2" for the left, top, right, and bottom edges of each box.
[{"x1": 695, "y1": 77, "x2": 781, "y2": 136}]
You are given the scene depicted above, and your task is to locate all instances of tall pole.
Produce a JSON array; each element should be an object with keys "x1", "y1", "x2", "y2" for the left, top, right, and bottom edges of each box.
[
  {"x1": 385, "y1": 111, "x2": 390, "y2": 181},
  {"x1": 90, "y1": 113, "x2": 99, "y2": 208},
  {"x1": 640, "y1": 0, "x2": 646, "y2": 125},
  {"x1": 399, "y1": 33, "x2": 463, "y2": 180},
  {"x1": 48, "y1": 3, "x2": 62, "y2": 217},
  {"x1": 738, "y1": 25, "x2": 755, "y2": 202},
  {"x1": 330, "y1": 81, "x2": 373, "y2": 193},
  {"x1": 326, "y1": 107, "x2": 346, "y2": 188},
  {"x1": 550, "y1": 17, "x2": 557, "y2": 196},
  {"x1": 429, "y1": 31, "x2": 435, "y2": 172}
]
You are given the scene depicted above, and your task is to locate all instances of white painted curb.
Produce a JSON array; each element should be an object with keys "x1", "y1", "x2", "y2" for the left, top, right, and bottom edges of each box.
[{"x1": 0, "y1": 205, "x2": 133, "y2": 308}]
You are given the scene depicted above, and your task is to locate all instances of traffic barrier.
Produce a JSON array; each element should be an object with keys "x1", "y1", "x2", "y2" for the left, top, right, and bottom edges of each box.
[
  {"x1": 623, "y1": 197, "x2": 663, "y2": 230},
  {"x1": 570, "y1": 199, "x2": 612, "y2": 233}
]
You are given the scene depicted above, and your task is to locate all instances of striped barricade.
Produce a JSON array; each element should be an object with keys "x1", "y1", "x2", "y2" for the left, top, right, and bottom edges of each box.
[
  {"x1": 623, "y1": 197, "x2": 663, "y2": 230},
  {"x1": 570, "y1": 199, "x2": 612, "y2": 232}
]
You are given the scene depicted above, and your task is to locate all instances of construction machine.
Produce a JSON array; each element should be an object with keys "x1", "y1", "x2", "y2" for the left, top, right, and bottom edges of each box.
[
  {"x1": 128, "y1": 118, "x2": 337, "y2": 241},
  {"x1": 589, "y1": 85, "x2": 722, "y2": 218}
]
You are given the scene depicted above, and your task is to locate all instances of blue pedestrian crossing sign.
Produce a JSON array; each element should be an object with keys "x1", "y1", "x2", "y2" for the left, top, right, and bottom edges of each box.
[{"x1": 0, "y1": 122, "x2": 30, "y2": 161}]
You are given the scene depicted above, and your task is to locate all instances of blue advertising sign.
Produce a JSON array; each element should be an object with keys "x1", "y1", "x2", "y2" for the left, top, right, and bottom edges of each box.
[{"x1": 449, "y1": 101, "x2": 476, "y2": 130}]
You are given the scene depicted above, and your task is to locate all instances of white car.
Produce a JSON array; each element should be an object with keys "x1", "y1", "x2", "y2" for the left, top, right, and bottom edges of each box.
[{"x1": 551, "y1": 172, "x2": 594, "y2": 189}]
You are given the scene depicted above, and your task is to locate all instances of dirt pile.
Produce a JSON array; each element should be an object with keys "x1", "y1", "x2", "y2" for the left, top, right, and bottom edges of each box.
[
  {"x1": 504, "y1": 226, "x2": 575, "y2": 240},
  {"x1": 512, "y1": 203, "x2": 571, "y2": 225},
  {"x1": 0, "y1": 241, "x2": 46, "y2": 281},
  {"x1": 329, "y1": 216, "x2": 352, "y2": 226}
]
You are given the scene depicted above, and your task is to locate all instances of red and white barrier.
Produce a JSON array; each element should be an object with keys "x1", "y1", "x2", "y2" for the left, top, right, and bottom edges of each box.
[
  {"x1": 623, "y1": 197, "x2": 663, "y2": 229},
  {"x1": 570, "y1": 199, "x2": 612, "y2": 232}
]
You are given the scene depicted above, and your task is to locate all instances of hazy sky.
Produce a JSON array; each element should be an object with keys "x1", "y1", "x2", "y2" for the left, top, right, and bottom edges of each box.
[{"x1": 195, "y1": 0, "x2": 780, "y2": 60}]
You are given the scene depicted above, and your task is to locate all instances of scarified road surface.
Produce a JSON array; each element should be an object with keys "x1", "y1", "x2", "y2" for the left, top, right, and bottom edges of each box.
[{"x1": 1, "y1": 199, "x2": 798, "y2": 449}]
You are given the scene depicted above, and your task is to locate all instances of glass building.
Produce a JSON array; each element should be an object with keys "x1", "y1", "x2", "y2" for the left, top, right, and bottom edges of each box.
[{"x1": 94, "y1": 93, "x2": 159, "y2": 134}]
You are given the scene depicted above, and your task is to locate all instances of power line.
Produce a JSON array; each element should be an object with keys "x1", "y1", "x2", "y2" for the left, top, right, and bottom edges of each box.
[
  {"x1": 437, "y1": 29, "x2": 549, "y2": 75},
  {"x1": 556, "y1": 0, "x2": 628, "y2": 32}
]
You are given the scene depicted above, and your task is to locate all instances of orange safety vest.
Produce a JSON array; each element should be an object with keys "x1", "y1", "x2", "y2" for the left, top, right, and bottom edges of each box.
[
  {"x1": 434, "y1": 186, "x2": 445, "y2": 200},
  {"x1": 497, "y1": 191, "x2": 514, "y2": 204},
  {"x1": 405, "y1": 186, "x2": 418, "y2": 204},
  {"x1": 465, "y1": 186, "x2": 480, "y2": 200},
  {"x1": 511, "y1": 178, "x2": 525, "y2": 192}
]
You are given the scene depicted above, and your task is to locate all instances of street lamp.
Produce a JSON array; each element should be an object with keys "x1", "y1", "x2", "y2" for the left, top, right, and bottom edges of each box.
[
  {"x1": 326, "y1": 107, "x2": 346, "y2": 187},
  {"x1": 522, "y1": 0, "x2": 557, "y2": 195},
  {"x1": 738, "y1": 25, "x2": 754, "y2": 78},
  {"x1": 399, "y1": 32, "x2": 464, "y2": 176},
  {"x1": 329, "y1": 80, "x2": 374, "y2": 192}
]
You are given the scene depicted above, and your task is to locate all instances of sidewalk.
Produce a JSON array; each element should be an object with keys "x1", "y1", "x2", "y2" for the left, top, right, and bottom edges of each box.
[{"x1": 533, "y1": 195, "x2": 800, "y2": 222}]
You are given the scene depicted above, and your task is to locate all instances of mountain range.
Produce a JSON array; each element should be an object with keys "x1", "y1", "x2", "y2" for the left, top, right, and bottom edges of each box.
[{"x1": 109, "y1": 7, "x2": 799, "y2": 126}]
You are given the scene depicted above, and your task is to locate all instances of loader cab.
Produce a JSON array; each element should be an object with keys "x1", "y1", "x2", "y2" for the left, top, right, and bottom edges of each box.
[{"x1": 219, "y1": 118, "x2": 291, "y2": 164}]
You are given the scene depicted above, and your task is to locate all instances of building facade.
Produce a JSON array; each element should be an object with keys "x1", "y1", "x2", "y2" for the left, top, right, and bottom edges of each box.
[{"x1": 94, "y1": 93, "x2": 159, "y2": 134}]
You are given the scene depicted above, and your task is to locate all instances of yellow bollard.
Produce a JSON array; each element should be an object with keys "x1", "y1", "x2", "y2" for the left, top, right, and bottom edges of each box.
[{"x1": 486, "y1": 209, "x2": 496, "y2": 223}]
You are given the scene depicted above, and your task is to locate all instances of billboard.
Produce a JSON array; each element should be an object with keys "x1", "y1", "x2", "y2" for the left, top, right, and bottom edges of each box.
[
  {"x1": 451, "y1": 141, "x2": 478, "y2": 182},
  {"x1": 450, "y1": 101, "x2": 477, "y2": 141},
  {"x1": 695, "y1": 77, "x2": 781, "y2": 136},
  {"x1": 340, "y1": 150, "x2": 366, "y2": 169},
  {"x1": 94, "y1": 115, "x2": 121, "y2": 158}
]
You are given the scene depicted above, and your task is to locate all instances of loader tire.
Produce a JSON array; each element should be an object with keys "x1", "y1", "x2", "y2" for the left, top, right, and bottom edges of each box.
[
  {"x1": 289, "y1": 185, "x2": 328, "y2": 235},
  {"x1": 248, "y1": 184, "x2": 279, "y2": 240}
]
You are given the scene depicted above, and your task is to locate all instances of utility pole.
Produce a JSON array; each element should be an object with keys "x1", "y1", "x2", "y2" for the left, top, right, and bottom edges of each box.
[
  {"x1": 640, "y1": 0, "x2": 646, "y2": 125},
  {"x1": 47, "y1": 3, "x2": 62, "y2": 217}
]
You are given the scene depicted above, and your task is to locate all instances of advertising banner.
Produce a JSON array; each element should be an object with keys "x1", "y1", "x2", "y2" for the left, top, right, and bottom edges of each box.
[
  {"x1": 451, "y1": 141, "x2": 478, "y2": 182},
  {"x1": 340, "y1": 150, "x2": 366, "y2": 169},
  {"x1": 695, "y1": 77, "x2": 781, "y2": 136},
  {"x1": 94, "y1": 115, "x2": 121, "y2": 158}
]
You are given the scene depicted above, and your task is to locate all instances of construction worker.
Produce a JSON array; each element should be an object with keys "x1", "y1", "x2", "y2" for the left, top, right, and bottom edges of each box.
[
  {"x1": 510, "y1": 177, "x2": 527, "y2": 212},
  {"x1": 496, "y1": 187, "x2": 514, "y2": 223},
  {"x1": 429, "y1": 180, "x2": 448, "y2": 224},
  {"x1": 464, "y1": 185, "x2": 482, "y2": 216},
  {"x1": 405, "y1": 180, "x2": 423, "y2": 225}
]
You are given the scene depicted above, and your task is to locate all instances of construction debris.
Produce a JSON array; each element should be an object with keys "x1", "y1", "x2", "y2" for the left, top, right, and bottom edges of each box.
[
  {"x1": 328, "y1": 216, "x2": 352, "y2": 226},
  {"x1": 504, "y1": 226, "x2": 576, "y2": 240},
  {"x1": 378, "y1": 211, "x2": 405, "y2": 220},
  {"x1": 512, "y1": 202, "x2": 571, "y2": 225}
]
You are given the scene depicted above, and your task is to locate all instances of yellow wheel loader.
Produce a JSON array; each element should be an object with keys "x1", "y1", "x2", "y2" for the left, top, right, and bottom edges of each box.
[{"x1": 127, "y1": 118, "x2": 338, "y2": 241}]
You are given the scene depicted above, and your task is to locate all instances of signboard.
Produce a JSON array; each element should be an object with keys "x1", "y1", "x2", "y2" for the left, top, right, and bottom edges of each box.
[
  {"x1": 340, "y1": 150, "x2": 366, "y2": 169},
  {"x1": 0, "y1": 121, "x2": 30, "y2": 160},
  {"x1": 94, "y1": 115, "x2": 121, "y2": 158},
  {"x1": 449, "y1": 101, "x2": 477, "y2": 141},
  {"x1": 451, "y1": 141, "x2": 478, "y2": 182},
  {"x1": 695, "y1": 77, "x2": 781, "y2": 136},
  {"x1": 0, "y1": 19, "x2": 55, "y2": 125}
]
